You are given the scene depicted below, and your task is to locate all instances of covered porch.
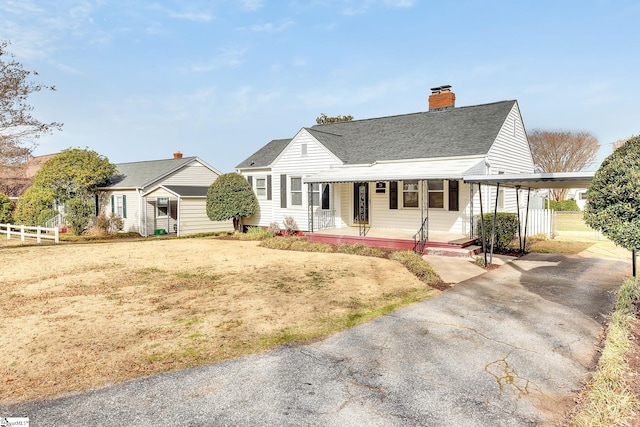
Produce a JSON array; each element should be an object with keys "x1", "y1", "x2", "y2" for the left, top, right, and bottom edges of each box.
[{"x1": 303, "y1": 156, "x2": 487, "y2": 255}]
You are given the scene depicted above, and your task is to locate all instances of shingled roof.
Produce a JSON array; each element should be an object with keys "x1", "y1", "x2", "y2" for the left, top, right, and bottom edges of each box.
[
  {"x1": 103, "y1": 156, "x2": 198, "y2": 189},
  {"x1": 236, "y1": 138, "x2": 291, "y2": 169},
  {"x1": 237, "y1": 100, "x2": 517, "y2": 168}
]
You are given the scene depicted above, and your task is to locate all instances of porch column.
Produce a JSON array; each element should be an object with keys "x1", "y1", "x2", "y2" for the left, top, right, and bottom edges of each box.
[{"x1": 307, "y1": 183, "x2": 314, "y2": 233}]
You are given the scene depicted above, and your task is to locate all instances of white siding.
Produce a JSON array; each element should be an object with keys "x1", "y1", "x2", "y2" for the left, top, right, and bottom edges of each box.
[
  {"x1": 487, "y1": 102, "x2": 535, "y2": 174},
  {"x1": 242, "y1": 169, "x2": 274, "y2": 227},
  {"x1": 162, "y1": 162, "x2": 220, "y2": 186},
  {"x1": 240, "y1": 129, "x2": 343, "y2": 231},
  {"x1": 179, "y1": 198, "x2": 234, "y2": 235},
  {"x1": 101, "y1": 189, "x2": 142, "y2": 233}
]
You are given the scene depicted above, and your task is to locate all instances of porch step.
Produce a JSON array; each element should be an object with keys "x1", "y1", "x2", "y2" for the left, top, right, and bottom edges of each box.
[{"x1": 424, "y1": 245, "x2": 483, "y2": 258}]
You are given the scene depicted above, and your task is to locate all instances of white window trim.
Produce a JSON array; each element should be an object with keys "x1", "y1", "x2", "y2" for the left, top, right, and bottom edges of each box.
[
  {"x1": 255, "y1": 177, "x2": 267, "y2": 200},
  {"x1": 157, "y1": 197, "x2": 169, "y2": 218},
  {"x1": 115, "y1": 195, "x2": 125, "y2": 217},
  {"x1": 402, "y1": 180, "x2": 420, "y2": 209},
  {"x1": 427, "y1": 180, "x2": 446, "y2": 210},
  {"x1": 290, "y1": 177, "x2": 303, "y2": 206}
]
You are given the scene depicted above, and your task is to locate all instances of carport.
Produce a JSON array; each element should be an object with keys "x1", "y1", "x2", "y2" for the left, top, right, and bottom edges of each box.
[{"x1": 463, "y1": 171, "x2": 596, "y2": 266}]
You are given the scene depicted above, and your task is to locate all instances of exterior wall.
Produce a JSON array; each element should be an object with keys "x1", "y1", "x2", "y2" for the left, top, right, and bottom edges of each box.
[
  {"x1": 100, "y1": 189, "x2": 142, "y2": 233},
  {"x1": 142, "y1": 188, "x2": 177, "y2": 236},
  {"x1": 487, "y1": 102, "x2": 534, "y2": 174},
  {"x1": 242, "y1": 168, "x2": 273, "y2": 227},
  {"x1": 178, "y1": 198, "x2": 234, "y2": 235},
  {"x1": 240, "y1": 129, "x2": 343, "y2": 231},
  {"x1": 162, "y1": 162, "x2": 220, "y2": 186}
]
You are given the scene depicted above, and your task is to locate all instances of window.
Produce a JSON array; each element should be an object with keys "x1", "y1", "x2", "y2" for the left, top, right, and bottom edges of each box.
[
  {"x1": 291, "y1": 177, "x2": 302, "y2": 206},
  {"x1": 311, "y1": 183, "x2": 320, "y2": 206},
  {"x1": 301, "y1": 143, "x2": 307, "y2": 156},
  {"x1": 157, "y1": 197, "x2": 169, "y2": 218},
  {"x1": 112, "y1": 195, "x2": 127, "y2": 218},
  {"x1": 427, "y1": 180, "x2": 444, "y2": 209},
  {"x1": 497, "y1": 188, "x2": 505, "y2": 210},
  {"x1": 255, "y1": 178, "x2": 266, "y2": 198},
  {"x1": 403, "y1": 180, "x2": 419, "y2": 208}
]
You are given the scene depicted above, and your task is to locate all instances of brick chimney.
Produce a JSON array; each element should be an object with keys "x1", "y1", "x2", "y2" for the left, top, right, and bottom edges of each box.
[
  {"x1": 173, "y1": 150, "x2": 183, "y2": 159},
  {"x1": 428, "y1": 85, "x2": 455, "y2": 111}
]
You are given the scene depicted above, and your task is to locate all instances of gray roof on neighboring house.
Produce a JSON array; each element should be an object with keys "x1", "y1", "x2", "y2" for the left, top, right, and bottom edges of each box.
[
  {"x1": 103, "y1": 157, "x2": 197, "y2": 189},
  {"x1": 235, "y1": 138, "x2": 291, "y2": 169},
  {"x1": 236, "y1": 100, "x2": 517, "y2": 168},
  {"x1": 163, "y1": 185, "x2": 209, "y2": 197}
]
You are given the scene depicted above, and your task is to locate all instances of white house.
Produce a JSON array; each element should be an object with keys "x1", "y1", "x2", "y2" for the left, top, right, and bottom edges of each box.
[
  {"x1": 236, "y1": 86, "x2": 535, "y2": 251},
  {"x1": 97, "y1": 152, "x2": 233, "y2": 236}
]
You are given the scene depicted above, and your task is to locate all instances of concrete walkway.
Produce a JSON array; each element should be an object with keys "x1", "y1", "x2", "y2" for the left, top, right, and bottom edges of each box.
[{"x1": 1, "y1": 253, "x2": 630, "y2": 426}]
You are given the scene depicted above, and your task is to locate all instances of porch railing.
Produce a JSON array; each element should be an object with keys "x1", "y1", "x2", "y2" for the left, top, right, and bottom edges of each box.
[
  {"x1": 44, "y1": 213, "x2": 65, "y2": 229},
  {"x1": 413, "y1": 217, "x2": 428, "y2": 253},
  {"x1": 313, "y1": 210, "x2": 336, "y2": 231}
]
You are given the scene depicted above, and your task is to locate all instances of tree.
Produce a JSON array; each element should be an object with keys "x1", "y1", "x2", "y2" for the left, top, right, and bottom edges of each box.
[
  {"x1": 315, "y1": 113, "x2": 354, "y2": 125},
  {"x1": 1, "y1": 40, "x2": 62, "y2": 167},
  {"x1": 206, "y1": 173, "x2": 259, "y2": 231},
  {"x1": 65, "y1": 195, "x2": 95, "y2": 235},
  {"x1": 31, "y1": 148, "x2": 116, "y2": 204},
  {"x1": 0, "y1": 192, "x2": 13, "y2": 223},
  {"x1": 584, "y1": 135, "x2": 640, "y2": 252},
  {"x1": 13, "y1": 148, "x2": 115, "y2": 227},
  {"x1": 528, "y1": 130, "x2": 600, "y2": 201}
]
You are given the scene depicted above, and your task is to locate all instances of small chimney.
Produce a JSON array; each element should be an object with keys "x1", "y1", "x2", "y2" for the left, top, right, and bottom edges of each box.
[
  {"x1": 428, "y1": 85, "x2": 455, "y2": 111},
  {"x1": 173, "y1": 150, "x2": 183, "y2": 159}
]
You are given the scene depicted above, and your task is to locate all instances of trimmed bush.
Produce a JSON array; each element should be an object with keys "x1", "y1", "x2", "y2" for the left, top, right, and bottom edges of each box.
[
  {"x1": 545, "y1": 199, "x2": 580, "y2": 211},
  {"x1": 390, "y1": 251, "x2": 442, "y2": 285},
  {"x1": 476, "y1": 213, "x2": 518, "y2": 252}
]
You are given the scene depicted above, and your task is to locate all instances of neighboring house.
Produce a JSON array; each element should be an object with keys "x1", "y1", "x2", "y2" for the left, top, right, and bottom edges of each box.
[
  {"x1": 568, "y1": 188, "x2": 588, "y2": 210},
  {"x1": 98, "y1": 152, "x2": 233, "y2": 236},
  {"x1": 0, "y1": 153, "x2": 58, "y2": 200},
  {"x1": 236, "y1": 86, "x2": 535, "y2": 250}
]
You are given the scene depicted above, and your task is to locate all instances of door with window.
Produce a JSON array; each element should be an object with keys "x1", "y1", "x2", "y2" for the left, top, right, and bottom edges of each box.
[{"x1": 353, "y1": 183, "x2": 369, "y2": 224}]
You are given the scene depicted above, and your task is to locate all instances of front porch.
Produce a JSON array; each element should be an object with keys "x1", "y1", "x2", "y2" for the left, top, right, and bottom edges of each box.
[{"x1": 307, "y1": 227, "x2": 480, "y2": 256}]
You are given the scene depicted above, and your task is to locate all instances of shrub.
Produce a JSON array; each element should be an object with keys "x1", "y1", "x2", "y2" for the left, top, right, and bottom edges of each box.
[
  {"x1": 337, "y1": 243, "x2": 386, "y2": 258},
  {"x1": 268, "y1": 221, "x2": 280, "y2": 235},
  {"x1": 475, "y1": 213, "x2": 518, "y2": 252},
  {"x1": 545, "y1": 199, "x2": 580, "y2": 211},
  {"x1": 206, "y1": 173, "x2": 259, "y2": 231},
  {"x1": 96, "y1": 213, "x2": 124, "y2": 233},
  {"x1": 282, "y1": 216, "x2": 298, "y2": 236},
  {"x1": 237, "y1": 226, "x2": 274, "y2": 240},
  {"x1": 390, "y1": 251, "x2": 442, "y2": 285},
  {"x1": 65, "y1": 196, "x2": 95, "y2": 235},
  {"x1": 0, "y1": 193, "x2": 13, "y2": 223}
]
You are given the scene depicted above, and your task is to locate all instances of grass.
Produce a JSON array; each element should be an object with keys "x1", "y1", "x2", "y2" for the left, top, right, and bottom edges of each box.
[
  {"x1": 556, "y1": 212, "x2": 593, "y2": 232},
  {"x1": 566, "y1": 278, "x2": 640, "y2": 426}
]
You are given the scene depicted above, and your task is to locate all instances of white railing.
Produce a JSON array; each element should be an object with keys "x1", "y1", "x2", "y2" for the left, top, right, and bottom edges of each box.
[
  {"x1": 0, "y1": 223, "x2": 60, "y2": 243},
  {"x1": 313, "y1": 210, "x2": 336, "y2": 231},
  {"x1": 44, "y1": 213, "x2": 65, "y2": 229}
]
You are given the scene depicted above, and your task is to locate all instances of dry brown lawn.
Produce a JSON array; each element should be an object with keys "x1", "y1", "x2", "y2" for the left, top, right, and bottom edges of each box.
[{"x1": 0, "y1": 238, "x2": 438, "y2": 404}]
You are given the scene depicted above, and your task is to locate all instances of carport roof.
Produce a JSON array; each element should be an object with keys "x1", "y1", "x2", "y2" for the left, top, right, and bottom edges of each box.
[{"x1": 463, "y1": 171, "x2": 595, "y2": 189}]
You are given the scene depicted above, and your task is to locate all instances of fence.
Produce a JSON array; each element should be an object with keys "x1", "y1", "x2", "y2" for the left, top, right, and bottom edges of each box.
[
  {"x1": 0, "y1": 223, "x2": 60, "y2": 243},
  {"x1": 519, "y1": 208, "x2": 556, "y2": 238}
]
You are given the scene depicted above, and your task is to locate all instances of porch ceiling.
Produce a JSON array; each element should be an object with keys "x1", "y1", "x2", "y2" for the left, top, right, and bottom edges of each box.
[
  {"x1": 463, "y1": 171, "x2": 595, "y2": 189},
  {"x1": 303, "y1": 157, "x2": 485, "y2": 184}
]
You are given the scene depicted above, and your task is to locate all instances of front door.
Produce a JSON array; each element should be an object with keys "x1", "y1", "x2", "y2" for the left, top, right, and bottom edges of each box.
[{"x1": 353, "y1": 183, "x2": 369, "y2": 224}]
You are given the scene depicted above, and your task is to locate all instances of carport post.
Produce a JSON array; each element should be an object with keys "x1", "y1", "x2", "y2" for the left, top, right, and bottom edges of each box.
[
  {"x1": 515, "y1": 185, "x2": 522, "y2": 252},
  {"x1": 523, "y1": 188, "x2": 531, "y2": 251},
  {"x1": 489, "y1": 183, "x2": 500, "y2": 265},
  {"x1": 478, "y1": 183, "x2": 487, "y2": 267}
]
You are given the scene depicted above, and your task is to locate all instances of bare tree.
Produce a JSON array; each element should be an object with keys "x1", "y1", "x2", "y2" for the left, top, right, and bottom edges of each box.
[
  {"x1": 0, "y1": 40, "x2": 62, "y2": 168},
  {"x1": 528, "y1": 129, "x2": 599, "y2": 201}
]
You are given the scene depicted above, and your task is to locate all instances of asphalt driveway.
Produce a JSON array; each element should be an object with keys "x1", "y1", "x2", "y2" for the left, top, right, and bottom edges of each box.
[{"x1": 1, "y1": 253, "x2": 630, "y2": 426}]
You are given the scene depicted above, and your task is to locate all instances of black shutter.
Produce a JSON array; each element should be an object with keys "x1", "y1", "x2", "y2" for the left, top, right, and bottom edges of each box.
[
  {"x1": 280, "y1": 174, "x2": 287, "y2": 208},
  {"x1": 122, "y1": 195, "x2": 127, "y2": 218},
  {"x1": 389, "y1": 181, "x2": 398, "y2": 210},
  {"x1": 267, "y1": 175, "x2": 272, "y2": 201},
  {"x1": 247, "y1": 175, "x2": 253, "y2": 187},
  {"x1": 95, "y1": 194, "x2": 99, "y2": 217},
  {"x1": 448, "y1": 180, "x2": 459, "y2": 211},
  {"x1": 111, "y1": 195, "x2": 114, "y2": 213}
]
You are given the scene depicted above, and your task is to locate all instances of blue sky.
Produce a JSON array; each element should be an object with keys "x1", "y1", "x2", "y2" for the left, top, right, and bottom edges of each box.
[{"x1": 2, "y1": 0, "x2": 639, "y2": 172}]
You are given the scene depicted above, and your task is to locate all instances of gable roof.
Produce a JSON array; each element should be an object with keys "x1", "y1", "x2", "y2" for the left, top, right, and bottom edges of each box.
[
  {"x1": 103, "y1": 156, "x2": 199, "y2": 189},
  {"x1": 236, "y1": 138, "x2": 291, "y2": 169},
  {"x1": 236, "y1": 100, "x2": 517, "y2": 168}
]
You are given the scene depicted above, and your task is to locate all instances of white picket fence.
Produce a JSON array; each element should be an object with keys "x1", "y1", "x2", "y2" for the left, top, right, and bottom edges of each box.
[
  {"x1": 519, "y1": 208, "x2": 556, "y2": 238},
  {"x1": 0, "y1": 223, "x2": 60, "y2": 243}
]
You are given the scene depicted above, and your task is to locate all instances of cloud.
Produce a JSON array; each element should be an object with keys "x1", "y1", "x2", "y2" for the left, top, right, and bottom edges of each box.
[
  {"x1": 247, "y1": 21, "x2": 295, "y2": 33},
  {"x1": 384, "y1": 0, "x2": 415, "y2": 7},
  {"x1": 167, "y1": 11, "x2": 213, "y2": 22},
  {"x1": 188, "y1": 48, "x2": 248, "y2": 72},
  {"x1": 238, "y1": 0, "x2": 264, "y2": 12}
]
